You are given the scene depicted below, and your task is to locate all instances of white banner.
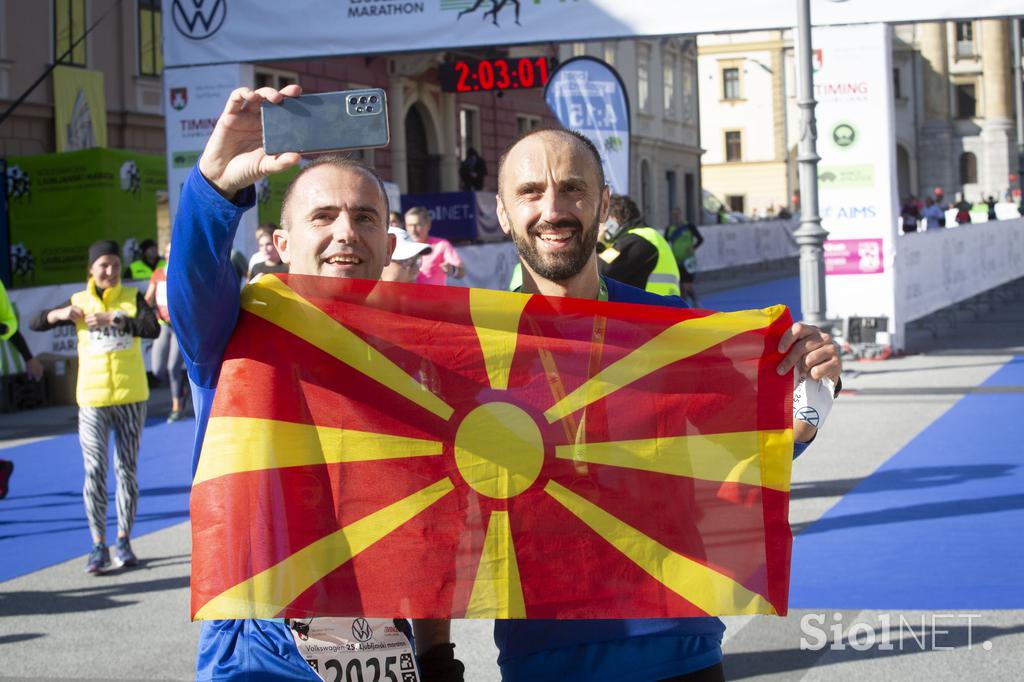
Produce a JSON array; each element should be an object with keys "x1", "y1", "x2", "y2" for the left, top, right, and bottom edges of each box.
[
  {"x1": 695, "y1": 220, "x2": 799, "y2": 272},
  {"x1": 898, "y1": 219, "x2": 1024, "y2": 324},
  {"x1": 163, "y1": 62, "x2": 258, "y2": 256},
  {"x1": 814, "y1": 24, "x2": 901, "y2": 343},
  {"x1": 163, "y1": 1, "x2": 1021, "y2": 68},
  {"x1": 449, "y1": 241, "x2": 519, "y2": 291}
]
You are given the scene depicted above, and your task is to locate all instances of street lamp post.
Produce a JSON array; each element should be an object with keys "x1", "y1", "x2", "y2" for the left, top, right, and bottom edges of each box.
[{"x1": 792, "y1": 0, "x2": 829, "y2": 327}]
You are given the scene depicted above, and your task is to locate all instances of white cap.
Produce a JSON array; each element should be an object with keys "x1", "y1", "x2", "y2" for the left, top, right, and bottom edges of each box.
[{"x1": 388, "y1": 227, "x2": 432, "y2": 261}]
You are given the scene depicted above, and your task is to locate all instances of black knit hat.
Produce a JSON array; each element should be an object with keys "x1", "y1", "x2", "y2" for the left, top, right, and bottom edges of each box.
[{"x1": 88, "y1": 240, "x2": 120, "y2": 268}]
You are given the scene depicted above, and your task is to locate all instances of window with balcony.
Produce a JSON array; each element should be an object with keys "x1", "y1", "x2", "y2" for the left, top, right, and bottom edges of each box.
[{"x1": 955, "y1": 21, "x2": 975, "y2": 58}]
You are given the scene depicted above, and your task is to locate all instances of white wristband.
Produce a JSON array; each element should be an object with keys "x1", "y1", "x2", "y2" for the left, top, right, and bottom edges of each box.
[{"x1": 793, "y1": 375, "x2": 836, "y2": 430}]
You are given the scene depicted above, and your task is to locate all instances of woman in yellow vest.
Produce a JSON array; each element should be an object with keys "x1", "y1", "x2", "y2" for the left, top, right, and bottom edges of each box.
[{"x1": 30, "y1": 240, "x2": 159, "y2": 574}]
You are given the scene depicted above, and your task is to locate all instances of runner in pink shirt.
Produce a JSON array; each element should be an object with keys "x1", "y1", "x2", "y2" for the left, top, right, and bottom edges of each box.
[{"x1": 404, "y1": 206, "x2": 465, "y2": 286}]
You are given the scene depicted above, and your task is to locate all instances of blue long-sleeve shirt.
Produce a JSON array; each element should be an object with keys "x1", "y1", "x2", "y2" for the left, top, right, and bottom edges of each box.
[{"x1": 169, "y1": 166, "x2": 320, "y2": 681}]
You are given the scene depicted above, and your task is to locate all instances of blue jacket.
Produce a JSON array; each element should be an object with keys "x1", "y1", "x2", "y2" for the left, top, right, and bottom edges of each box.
[{"x1": 169, "y1": 166, "x2": 319, "y2": 681}]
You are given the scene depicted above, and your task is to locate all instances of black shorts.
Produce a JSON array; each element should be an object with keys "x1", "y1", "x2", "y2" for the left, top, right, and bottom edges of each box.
[{"x1": 679, "y1": 264, "x2": 696, "y2": 283}]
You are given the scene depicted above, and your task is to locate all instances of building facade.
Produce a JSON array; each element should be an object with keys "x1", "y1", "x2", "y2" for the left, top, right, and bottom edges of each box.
[
  {"x1": 698, "y1": 19, "x2": 1023, "y2": 216},
  {"x1": 0, "y1": 0, "x2": 166, "y2": 156},
  {"x1": 561, "y1": 38, "x2": 703, "y2": 229}
]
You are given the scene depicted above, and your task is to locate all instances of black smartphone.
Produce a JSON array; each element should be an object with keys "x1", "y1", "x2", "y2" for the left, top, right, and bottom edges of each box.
[{"x1": 260, "y1": 88, "x2": 390, "y2": 155}]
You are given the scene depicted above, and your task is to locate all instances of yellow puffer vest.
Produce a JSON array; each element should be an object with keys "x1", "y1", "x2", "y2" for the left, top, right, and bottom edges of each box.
[
  {"x1": 71, "y1": 280, "x2": 149, "y2": 407},
  {"x1": 627, "y1": 227, "x2": 682, "y2": 297}
]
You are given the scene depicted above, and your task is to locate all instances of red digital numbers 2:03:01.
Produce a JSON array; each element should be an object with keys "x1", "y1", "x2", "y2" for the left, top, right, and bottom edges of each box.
[{"x1": 439, "y1": 57, "x2": 554, "y2": 93}]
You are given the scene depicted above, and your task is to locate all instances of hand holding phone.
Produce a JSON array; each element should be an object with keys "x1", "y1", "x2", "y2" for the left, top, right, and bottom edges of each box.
[{"x1": 198, "y1": 85, "x2": 304, "y2": 199}]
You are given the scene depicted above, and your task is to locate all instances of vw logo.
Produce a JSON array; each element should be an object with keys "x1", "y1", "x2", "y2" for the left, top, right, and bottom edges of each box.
[
  {"x1": 172, "y1": 0, "x2": 226, "y2": 40},
  {"x1": 351, "y1": 617, "x2": 373, "y2": 643}
]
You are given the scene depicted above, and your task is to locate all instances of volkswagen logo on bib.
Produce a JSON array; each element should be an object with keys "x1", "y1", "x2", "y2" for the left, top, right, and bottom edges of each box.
[
  {"x1": 351, "y1": 617, "x2": 373, "y2": 643},
  {"x1": 172, "y1": 0, "x2": 226, "y2": 40}
]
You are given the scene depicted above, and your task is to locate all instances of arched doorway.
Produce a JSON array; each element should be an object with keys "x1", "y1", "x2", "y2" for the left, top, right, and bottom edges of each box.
[{"x1": 405, "y1": 104, "x2": 440, "y2": 194}]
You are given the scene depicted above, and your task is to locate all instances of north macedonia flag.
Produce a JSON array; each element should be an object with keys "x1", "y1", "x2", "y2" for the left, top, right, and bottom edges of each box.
[{"x1": 190, "y1": 274, "x2": 795, "y2": 620}]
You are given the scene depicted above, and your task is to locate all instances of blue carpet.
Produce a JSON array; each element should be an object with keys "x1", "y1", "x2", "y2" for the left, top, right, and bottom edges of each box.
[
  {"x1": 702, "y1": 276, "x2": 802, "y2": 320},
  {"x1": 789, "y1": 356, "x2": 1024, "y2": 609},
  {"x1": 0, "y1": 417, "x2": 195, "y2": 582}
]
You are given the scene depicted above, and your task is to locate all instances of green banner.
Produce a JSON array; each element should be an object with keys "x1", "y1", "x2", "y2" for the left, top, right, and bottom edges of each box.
[
  {"x1": 257, "y1": 166, "x2": 300, "y2": 227},
  {"x1": 5, "y1": 148, "x2": 167, "y2": 287}
]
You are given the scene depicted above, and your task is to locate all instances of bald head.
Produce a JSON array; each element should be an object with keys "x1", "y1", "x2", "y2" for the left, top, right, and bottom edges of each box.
[{"x1": 497, "y1": 128, "x2": 605, "y2": 198}]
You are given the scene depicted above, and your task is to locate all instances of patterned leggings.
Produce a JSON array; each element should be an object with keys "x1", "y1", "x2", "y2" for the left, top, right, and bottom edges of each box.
[{"x1": 78, "y1": 401, "x2": 147, "y2": 542}]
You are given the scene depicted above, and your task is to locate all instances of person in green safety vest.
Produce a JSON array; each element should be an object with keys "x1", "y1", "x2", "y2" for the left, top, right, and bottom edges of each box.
[
  {"x1": 596, "y1": 194, "x2": 682, "y2": 298},
  {"x1": 124, "y1": 239, "x2": 166, "y2": 281},
  {"x1": 664, "y1": 206, "x2": 705, "y2": 306}
]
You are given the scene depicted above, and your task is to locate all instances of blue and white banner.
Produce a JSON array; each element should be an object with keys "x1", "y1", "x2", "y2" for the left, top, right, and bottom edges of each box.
[{"x1": 544, "y1": 57, "x2": 630, "y2": 196}]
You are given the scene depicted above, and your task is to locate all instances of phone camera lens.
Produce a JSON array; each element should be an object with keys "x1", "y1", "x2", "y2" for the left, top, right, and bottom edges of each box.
[
  {"x1": 356, "y1": 106, "x2": 364, "y2": 113},
  {"x1": 359, "y1": 96, "x2": 368, "y2": 104},
  {"x1": 349, "y1": 97, "x2": 359, "y2": 106},
  {"x1": 369, "y1": 95, "x2": 379, "y2": 104},
  {"x1": 365, "y1": 106, "x2": 374, "y2": 113}
]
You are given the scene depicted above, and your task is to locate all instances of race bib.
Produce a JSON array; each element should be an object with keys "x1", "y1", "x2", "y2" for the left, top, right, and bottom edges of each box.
[
  {"x1": 290, "y1": 617, "x2": 419, "y2": 682},
  {"x1": 88, "y1": 326, "x2": 132, "y2": 354},
  {"x1": 682, "y1": 256, "x2": 698, "y2": 272},
  {"x1": 156, "y1": 281, "x2": 168, "y2": 308}
]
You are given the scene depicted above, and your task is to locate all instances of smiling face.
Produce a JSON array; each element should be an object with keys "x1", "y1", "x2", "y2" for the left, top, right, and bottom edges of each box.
[
  {"x1": 497, "y1": 131, "x2": 609, "y2": 283},
  {"x1": 275, "y1": 164, "x2": 394, "y2": 280},
  {"x1": 90, "y1": 254, "x2": 121, "y2": 289}
]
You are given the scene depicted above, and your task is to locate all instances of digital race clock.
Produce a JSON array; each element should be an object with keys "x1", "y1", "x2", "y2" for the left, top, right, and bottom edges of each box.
[{"x1": 439, "y1": 56, "x2": 556, "y2": 93}]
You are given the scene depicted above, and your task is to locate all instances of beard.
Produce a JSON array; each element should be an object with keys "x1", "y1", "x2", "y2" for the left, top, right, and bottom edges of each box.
[{"x1": 510, "y1": 214, "x2": 600, "y2": 283}]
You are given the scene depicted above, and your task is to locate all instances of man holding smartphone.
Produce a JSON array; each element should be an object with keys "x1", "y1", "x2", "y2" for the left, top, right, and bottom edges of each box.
[{"x1": 168, "y1": 84, "x2": 462, "y2": 682}]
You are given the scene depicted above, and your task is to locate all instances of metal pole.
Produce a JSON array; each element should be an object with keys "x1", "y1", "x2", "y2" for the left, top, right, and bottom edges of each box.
[
  {"x1": 1012, "y1": 18, "x2": 1024, "y2": 212},
  {"x1": 793, "y1": 0, "x2": 828, "y2": 327}
]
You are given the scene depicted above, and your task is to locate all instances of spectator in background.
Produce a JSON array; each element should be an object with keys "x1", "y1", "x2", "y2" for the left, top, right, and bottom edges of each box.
[
  {"x1": 124, "y1": 239, "x2": 164, "y2": 281},
  {"x1": 900, "y1": 196, "x2": 920, "y2": 233},
  {"x1": 30, "y1": 240, "x2": 159, "y2": 573},
  {"x1": 144, "y1": 244, "x2": 187, "y2": 423},
  {"x1": 389, "y1": 211, "x2": 404, "y2": 230},
  {"x1": 459, "y1": 147, "x2": 487, "y2": 191},
  {"x1": 0, "y1": 278, "x2": 45, "y2": 500},
  {"x1": 405, "y1": 206, "x2": 465, "y2": 285},
  {"x1": 954, "y1": 193, "x2": 972, "y2": 224},
  {"x1": 381, "y1": 227, "x2": 432, "y2": 284},
  {"x1": 922, "y1": 197, "x2": 946, "y2": 230},
  {"x1": 932, "y1": 186, "x2": 946, "y2": 208},
  {"x1": 247, "y1": 229, "x2": 288, "y2": 280},
  {"x1": 664, "y1": 207, "x2": 705, "y2": 306},
  {"x1": 247, "y1": 223, "x2": 277, "y2": 273},
  {"x1": 985, "y1": 195, "x2": 998, "y2": 221}
]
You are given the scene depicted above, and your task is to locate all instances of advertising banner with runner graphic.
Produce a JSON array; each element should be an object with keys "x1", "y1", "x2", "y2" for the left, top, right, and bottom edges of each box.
[
  {"x1": 545, "y1": 57, "x2": 630, "y2": 196},
  {"x1": 162, "y1": 0, "x2": 1020, "y2": 68},
  {"x1": 52, "y1": 66, "x2": 107, "y2": 152},
  {"x1": 811, "y1": 23, "x2": 901, "y2": 345},
  {"x1": 190, "y1": 274, "x2": 796, "y2": 620},
  {"x1": 163, "y1": 62, "x2": 257, "y2": 255},
  {"x1": 5, "y1": 148, "x2": 166, "y2": 287}
]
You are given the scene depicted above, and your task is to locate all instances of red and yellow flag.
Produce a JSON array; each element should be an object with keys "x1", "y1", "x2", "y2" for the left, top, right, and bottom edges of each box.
[{"x1": 190, "y1": 274, "x2": 795, "y2": 620}]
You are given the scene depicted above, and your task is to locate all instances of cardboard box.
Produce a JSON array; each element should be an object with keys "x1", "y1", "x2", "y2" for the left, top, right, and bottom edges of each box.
[{"x1": 36, "y1": 353, "x2": 79, "y2": 406}]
